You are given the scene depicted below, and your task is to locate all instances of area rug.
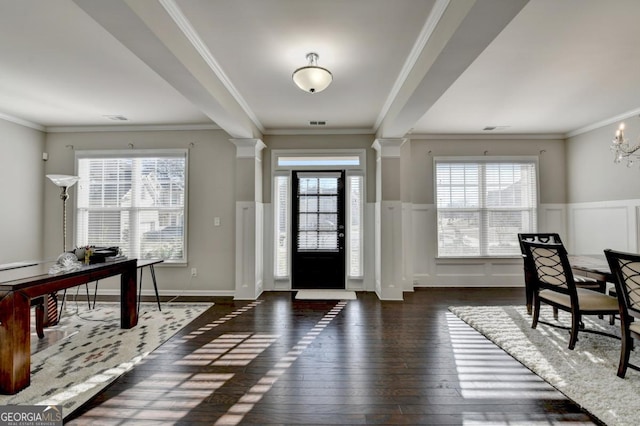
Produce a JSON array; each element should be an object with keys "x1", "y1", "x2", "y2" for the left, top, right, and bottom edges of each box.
[
  {"x1": 295, "y1": 289, "x2": 356, "y2": 300},
  {"x1": 0, "y1": 302, "x2": 212, "y2": 419},
  {"x1": 450, "y1": 305, "x2": 640, "y2": 426}
]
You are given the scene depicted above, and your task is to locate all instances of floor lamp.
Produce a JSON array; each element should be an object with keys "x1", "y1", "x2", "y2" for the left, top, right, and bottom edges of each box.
[
  {"x1": 46, "y1": 174, "x2": 80, "y2": 253},
  {"x1": 46, "y1": 174, "x2": 88, "y2": 323}
]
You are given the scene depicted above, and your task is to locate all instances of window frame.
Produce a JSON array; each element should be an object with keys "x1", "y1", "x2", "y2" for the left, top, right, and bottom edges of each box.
[
  {"x1": 434, "y1": 156, "x2": 539, "y2": 259},
  {"x1": 74, "y1": 149, "x2": 189, "y2": 264},
  {"x1": 272, "y1": 149, "x2": 366, "y2": 280}
]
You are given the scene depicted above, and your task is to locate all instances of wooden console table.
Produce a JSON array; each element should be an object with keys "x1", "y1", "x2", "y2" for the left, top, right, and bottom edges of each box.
[{"x1": 0, "y1": 258, "x2": 137, "y2": 394}]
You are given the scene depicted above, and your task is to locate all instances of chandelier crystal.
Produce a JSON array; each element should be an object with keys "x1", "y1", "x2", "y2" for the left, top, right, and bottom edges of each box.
[
  {"x1": 292, "y1": 52, "x2": 332, "y2": 93},
  {"x1": 611, "y1": 122, "x2": 640, "y2": 167}
]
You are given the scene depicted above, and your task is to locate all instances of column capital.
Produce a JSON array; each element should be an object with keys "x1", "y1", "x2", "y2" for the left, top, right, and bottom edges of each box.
[
  {"x1": 231, "y1": 138, "x2": 266, "y2": 159},
  {"x1": 372, "y1": 138, "x2": 407, "y2": 158}
]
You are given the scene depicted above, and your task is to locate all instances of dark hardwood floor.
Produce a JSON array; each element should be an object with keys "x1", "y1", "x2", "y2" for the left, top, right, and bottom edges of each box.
[{"x1": 66, "y1": 288, "x2": 600, "y2": 425}]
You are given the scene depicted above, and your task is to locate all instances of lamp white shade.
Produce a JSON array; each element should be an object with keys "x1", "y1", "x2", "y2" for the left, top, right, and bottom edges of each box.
[
  {"x1": 292, "y1": 53, "x2": 332, "y2": 93},
  {"x1": 47, "y1": 174, "x2": 79, "y2": 188}
]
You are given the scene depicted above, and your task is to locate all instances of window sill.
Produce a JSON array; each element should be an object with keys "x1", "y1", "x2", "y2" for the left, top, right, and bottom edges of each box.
[{"x1": 435, "y1": 256, "x2": 522, "y2": 264}]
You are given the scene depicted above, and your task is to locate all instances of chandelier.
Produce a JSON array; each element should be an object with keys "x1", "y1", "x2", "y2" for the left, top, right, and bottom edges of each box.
[
  {"x1": 292, "y1": 52, "x2": 332, "y2": 93},
  {"x1": 611, "y1": 122, "x2": 640, "y2": 166}
]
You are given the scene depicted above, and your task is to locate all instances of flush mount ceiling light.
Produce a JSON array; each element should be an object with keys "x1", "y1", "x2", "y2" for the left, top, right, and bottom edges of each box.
[{"x1": 292, "y1": 52, "x2": 332, "y2": 93}]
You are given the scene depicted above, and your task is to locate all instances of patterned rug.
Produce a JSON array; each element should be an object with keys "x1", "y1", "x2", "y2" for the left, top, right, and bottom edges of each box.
[
  {"x1": 450, "y1": 305, "x2": 640, "y2": 426},
  {"x1": 0, "y1": 302, "x2": 212, "y2": 419}
]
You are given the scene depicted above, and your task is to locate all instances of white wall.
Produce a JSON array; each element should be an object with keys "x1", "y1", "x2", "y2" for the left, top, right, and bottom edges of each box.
[
  {"x1": 44, "y1": 129, "x2": 237, "y2": 296},
  {"x1": 0, "y1": 119, "x2": 45, "y2": 263}
]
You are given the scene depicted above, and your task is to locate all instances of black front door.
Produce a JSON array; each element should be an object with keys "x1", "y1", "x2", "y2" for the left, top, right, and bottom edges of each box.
[{"x1": 291, "y1": 171, "x2": 345, "y2": 289}]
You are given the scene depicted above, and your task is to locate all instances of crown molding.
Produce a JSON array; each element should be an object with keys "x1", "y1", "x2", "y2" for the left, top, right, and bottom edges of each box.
[
  {"x1": 567, "y1": 108, "x2": 640, "y2": 138},
  {"x1": 230, "y1": 138, "x2": 266, "y2": 158},
  {"x1": 46, "y1": 123, "x2": 220, "y2": 133},
  {"x1": 0, "y1": 112, "x2": 45, "y2": 132},
  {"x1": 372, "y1": 138, "x2": 407, "y2": 157},
  {"x1": 407, "y1": 133, "x2": 565, "y2": 140}
]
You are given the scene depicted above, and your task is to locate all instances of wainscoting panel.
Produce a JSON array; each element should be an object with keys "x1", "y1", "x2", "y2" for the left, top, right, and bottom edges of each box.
[
  {"x1": 568, "y1": 200, "x2": 640, "y2": 255},
  {"x1": 539, "y1": 204, "x2": 567, "y2": 235},
  {"x1": 411, "y1": 205, "x2": 432, "y2": 276},
  {"x1": 379, "y1": 201, "x2": 404, "y2": 300},
  {"x1": 234, "y1": 201, "x2": 263, "y2": 300},
  {"x1": 410, "y1": 204, "x2": 523, "y2": 287}
]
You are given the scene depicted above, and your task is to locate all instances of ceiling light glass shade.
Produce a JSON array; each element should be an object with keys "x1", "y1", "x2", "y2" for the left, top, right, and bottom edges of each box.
[
  {"x1": 47, "y1": 174, "x2": 79, "y2": 188},
  {"x1": 292, "y1": 53, "x2": 332, "y2": 93}
]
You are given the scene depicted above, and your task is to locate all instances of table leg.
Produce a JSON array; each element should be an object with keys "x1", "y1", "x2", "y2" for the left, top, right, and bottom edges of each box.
[
  {"x1": 137, "y1": 267, "x2": 144, "y2": 315},
  {"x1": 34, "y1": 298, "x2": 45, "y2": 339},
  {"x1": 150, "y1": 265, "x2": 161, "y2": 311},
  {"x1": 120, "y1": 264, "x2": 138, "y2": 329},
  {"x1": 0, "y1": 292, "x2": 31, "y2": 394}
]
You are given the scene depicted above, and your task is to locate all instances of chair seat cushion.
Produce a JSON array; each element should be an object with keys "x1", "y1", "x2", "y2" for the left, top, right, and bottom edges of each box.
[{"x1": 539, "y1": 288, "x2": 618, "y2": 311}]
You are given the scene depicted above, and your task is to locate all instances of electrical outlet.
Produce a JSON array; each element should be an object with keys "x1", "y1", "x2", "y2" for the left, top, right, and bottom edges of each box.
[
  {"x1": 214, "y1": 217, "x2": 221, "y2": 226},
  {"x1": 191, "y1": 268, "x2": 197, "y2": 277}
]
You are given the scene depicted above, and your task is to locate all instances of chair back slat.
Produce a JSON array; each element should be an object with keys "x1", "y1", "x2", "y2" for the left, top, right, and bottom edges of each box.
[
  {"x1": 522, "y1": 240, "x2": 576, "y2": 295},
  {"x1": 620, "y1": 260, "x2": 640, "y2": 311},
  {"x1": 531, "y1": 246, "x2": 567, "y2": 287}
]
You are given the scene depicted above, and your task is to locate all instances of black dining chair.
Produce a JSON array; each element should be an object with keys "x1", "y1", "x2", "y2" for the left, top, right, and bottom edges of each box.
[
  {"x1": 523, "y1": 240, "x2": 619, "y2": 350},
  {"x1": 518, "y1": 233, "x2": 603, "y2": 315},
  {"x1": 604, "y1": 248, "x2": 640, "y2": 378}
]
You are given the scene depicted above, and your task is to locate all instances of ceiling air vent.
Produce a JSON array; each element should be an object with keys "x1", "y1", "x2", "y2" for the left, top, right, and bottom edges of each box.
[
  {"x1": 309, "y1": 120, "x2": 326, "y2": 126},
  {"x1": 104, "y1": 115, "x2": 129, "y2": 121},
  {"x1": 483, "y1": 125, "x2": 510, "y2": 131}
]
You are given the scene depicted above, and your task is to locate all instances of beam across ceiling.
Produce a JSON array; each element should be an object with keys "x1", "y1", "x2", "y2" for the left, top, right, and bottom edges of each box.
[
  {"x1": 377, "y1": 0, "x2": 529, "y2": 139},
  {"x1": 73, "y1": 0, "x2": 262, "y2": 139}
]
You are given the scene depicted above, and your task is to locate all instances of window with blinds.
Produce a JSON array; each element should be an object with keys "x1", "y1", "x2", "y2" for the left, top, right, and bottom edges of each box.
[
  {"x1": 435, "y1": 158, "x2": 537, "y2": 257},
  {"x1": 75, "y1": 150, "x2": 187, "y2": 263}
]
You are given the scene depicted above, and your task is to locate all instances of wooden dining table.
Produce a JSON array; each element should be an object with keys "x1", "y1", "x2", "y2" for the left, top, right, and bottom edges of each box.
[{"x1": 569, "y1": 254, "x2": 613, "y2": 290}]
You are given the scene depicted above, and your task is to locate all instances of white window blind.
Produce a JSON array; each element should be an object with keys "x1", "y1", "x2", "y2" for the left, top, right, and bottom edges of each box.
[
  {"x1": 435, "y1": 158, "x2": 537, "y2": 257},
  {"x1": 75, "y1": 150, "x2": 187, "y2": 263},
  {"x1": 348, "y1": 175, "x2": 363, "y2": 277},
  {"x1": 274, "y1": 175, "x2": 289, "y2": 278}
]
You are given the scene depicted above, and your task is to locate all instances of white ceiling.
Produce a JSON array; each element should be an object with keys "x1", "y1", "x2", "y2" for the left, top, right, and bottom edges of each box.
[{"x1": 0, "y1": 0, "x2": 639, "y2": 138}]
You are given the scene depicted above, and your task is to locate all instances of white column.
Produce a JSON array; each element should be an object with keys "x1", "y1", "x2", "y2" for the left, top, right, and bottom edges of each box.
[
  {"x1": 372, "y1": 139, "x2": 406, "y2": 301},
  {"x1": 231, "y1": 139, "x2": 266, "y2": 300}
]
